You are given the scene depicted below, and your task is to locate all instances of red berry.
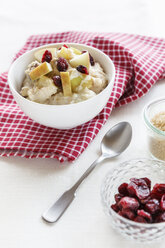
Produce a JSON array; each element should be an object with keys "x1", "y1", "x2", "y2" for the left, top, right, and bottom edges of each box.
[
  {"x1": 155, "y1": 212, "x2": 165, "y2": 223},
  {"x1": 160, "y1": 194, "x2": 165, "y2": 210},
  {"x1": 141, "y1": 177, "x2": 151, "y2": 190},
  {"x1": 41, "y1": 50, "x2": 52, "y2": 63},
  {"x1": 57, "y1": 57, "x2": 68, "y2": 72},
  {"x1": 63, "y1": 44, "x2": 68, "y2": 48},
  {"x1": 134, "y1": 216, "x2": 147, "y2": 223},
  {"x1": 128, "y1": 178, "x2": 150, "y2": 200},
  {"x1": 145, "y1": 198, "x2": 160, "y2": 215},
  {"x1": 89, "y1": 53, "x2": 95, "y2": 66},
  {"x1": 118, "y1": 211, "x2": 123, "y2": 217},
  {"x1": 111, "y1": 204, "x2": 119, "y2": 213},
  {"x1": 122, "y1": 208, "x2": 135, "y2": 220},
  {"x1": 137, "y1": 209, "x2": 152, "y2": 223},
  {"x1": 151, "y1": 183, "x2": 165, "y2": 199},
  {"x1": 118, "y1": 183, "x2": 129, "y2": 196},
  {"x1": 58, "y1": 44, "x2": 68, "y2": 50},
  {"x1": 140, "y1": 195, "x2": 151, "y2": 204},
  {"x1": 76, "y1": 65, "x2": 89, "y2": 74},
  {"x1": 118, "y1": 196, "x2": 140, "y2": 211},
  {"x1": 115, "y1": 193, "x2": 123, "y2": 203},
  {"x1": 52, "y1": 76, "x2": 62, "y2": 88}
]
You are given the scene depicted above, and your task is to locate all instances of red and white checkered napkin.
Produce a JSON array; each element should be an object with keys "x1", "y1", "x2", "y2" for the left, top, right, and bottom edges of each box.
[{"x1": 0, "y1": 32, "x2": 165, "y2": 162}]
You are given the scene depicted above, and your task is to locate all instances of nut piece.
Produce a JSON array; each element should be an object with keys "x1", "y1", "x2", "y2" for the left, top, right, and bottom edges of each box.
[
  {"x1": 29, "y1": 62, "x2": 52, "y2": 80},
  {"x1": 60, "y1": 72, "x2": 72, "y2": 97},
  {"x1": 20, "y1": 86, "x2": 29, "y2": 97}
]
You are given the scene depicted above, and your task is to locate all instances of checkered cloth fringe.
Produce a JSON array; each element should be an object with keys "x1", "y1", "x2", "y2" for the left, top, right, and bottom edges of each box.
[{"x1": 0, "y1": 32, "x2": 165, "y2": 162}]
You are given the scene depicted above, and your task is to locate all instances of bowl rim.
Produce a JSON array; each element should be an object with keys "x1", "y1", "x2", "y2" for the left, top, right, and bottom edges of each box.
[
  {"x1": 143, "y1": 97, "x2": 165, "y2": 137},
  {"x1": 8, "y1": 42, "x2": 116, "y2": 108},
  {"x1": 101, "y1": 157, "x2": 165, "y2": 227}
]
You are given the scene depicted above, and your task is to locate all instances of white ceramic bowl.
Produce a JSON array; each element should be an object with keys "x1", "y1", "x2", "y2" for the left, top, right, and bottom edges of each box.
[{"x1": 8, "y1": 43, "x2": 115, "y2": 129}]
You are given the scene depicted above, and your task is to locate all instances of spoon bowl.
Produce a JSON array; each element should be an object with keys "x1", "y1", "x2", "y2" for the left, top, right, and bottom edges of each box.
[{"x1": 101, "y1": 122, "x2": 132, "y2": 158}]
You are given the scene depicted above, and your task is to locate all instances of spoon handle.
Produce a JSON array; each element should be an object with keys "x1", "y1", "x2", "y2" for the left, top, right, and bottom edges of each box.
[
  {"x1": 42, "y1": 155, "x2": 105, "y2": 223},
  {"x1": 71, "y1": 155, "x2": 105, "y2": 192}
]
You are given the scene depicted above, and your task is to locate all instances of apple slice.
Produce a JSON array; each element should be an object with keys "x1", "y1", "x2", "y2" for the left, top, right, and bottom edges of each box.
[
  {"x1": 60, "y1": 72, "x2": 72, "y2": 96},
  {"x1": 70, "y1": 68, "x2": 83, "y2": 92},
  {"x1": 50, "y1": 60, "x2": 60, "y2": 76},
  {"x1": 71, "y1": 76, "x2": 82, "y2": 92},
  {"x1": 70, "y1": 47, "x2": 82, "y2": 55},
  {"x1": 69, "y1": 52, "x2": 90, "y2": 69},
  {"x1": 34, "y1": 48, "x2": 57, "y2": 62},
  {"x1": 58, "y1": 46, "x2": 73, "y2": 60},
  {"x1": 29, "y1": 62, "x2": 52, "y2": 80}
]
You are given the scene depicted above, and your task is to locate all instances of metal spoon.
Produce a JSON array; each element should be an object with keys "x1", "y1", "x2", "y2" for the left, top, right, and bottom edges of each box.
[{"x1": 42, "y1": 122, "x2": 132, "y2": 223}]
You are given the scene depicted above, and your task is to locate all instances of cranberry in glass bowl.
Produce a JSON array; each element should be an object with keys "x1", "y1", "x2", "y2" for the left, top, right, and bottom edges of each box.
[{"x1": 101, "y1": 158, "x2": 165, "y2": 243}]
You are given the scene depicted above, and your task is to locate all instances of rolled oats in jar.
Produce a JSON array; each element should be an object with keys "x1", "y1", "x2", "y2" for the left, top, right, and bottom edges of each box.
[{"x1": 144, "y1": 99, "x2": 165, "y2": 161}]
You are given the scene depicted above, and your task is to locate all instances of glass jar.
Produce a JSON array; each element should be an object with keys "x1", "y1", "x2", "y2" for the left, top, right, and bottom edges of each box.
[
  {"x1": 101, "y1": 159, "x2": 165, "y2": 243},
  {"x1": 143, "y1": 98, "x2": 165, "y2": 161}
]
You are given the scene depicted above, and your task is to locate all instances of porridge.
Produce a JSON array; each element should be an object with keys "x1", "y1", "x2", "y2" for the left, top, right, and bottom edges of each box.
[{"x1": 20, "y1": 44, "x2": 108, "y2": 105}]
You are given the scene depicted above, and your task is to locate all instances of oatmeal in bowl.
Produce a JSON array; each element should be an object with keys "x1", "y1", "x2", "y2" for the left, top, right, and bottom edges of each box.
[
  {"x1": 8, "y1": 43, "x2": 115, "y2": 129},
  {"x1": 20, "y1": 44, "x2": 108, "y2": 105}
]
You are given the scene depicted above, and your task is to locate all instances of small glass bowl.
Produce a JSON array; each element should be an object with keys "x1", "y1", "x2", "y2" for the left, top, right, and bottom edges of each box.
[
  {"x1": 143, "y1": 98, "x2": 165, "y2": 161},
  {"x1": 101, "y1": 158, "x2": 165, "y2": 243}
]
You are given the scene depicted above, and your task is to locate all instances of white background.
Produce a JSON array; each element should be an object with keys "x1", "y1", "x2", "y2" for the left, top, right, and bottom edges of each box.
[{"x1": 0, "y1": 0, "x2": 165, "y2": 247}]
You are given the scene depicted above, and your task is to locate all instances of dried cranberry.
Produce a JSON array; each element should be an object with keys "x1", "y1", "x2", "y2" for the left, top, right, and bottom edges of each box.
[
  {"x1": 41, "y1": 50, "x2": 52, "y2": 63},
  {"x1": 145, "y1": 198, "x2": 160, "y2": 215},
  {"x1": 155, "y1": 212, "x2": 165, "y2": 223},
  {"x1": 89, "y1": 53, "x2": 95, "y2": 66},
  {"x1": 113, "y1": 178, "x2": 165, "y2": 224},
  {"x1": 160, "y1": 194, "x2": 165, "y2": 210},
  {"x1": 122, "y1": 208, "x2": 135, "y2": 220},
  {"x1": 134, "y1": 216, "x2": 147, "y2": 223},
  {"x1": 52, "y1": 76, "x2": 62, "y2": 88},
  {"x1": 128, "y1": 178, "x2": 150, "y2": 200},
  {"x1": 141, "y1": 177, "x2": 151, "y2": 190},
  {"x1": 118, "y1": 196, "x2": 140, "y2": 211},
  {"x1": 118, "y1": 211, "x2": 123, "y2": 216},
  {"x1": 111, "y1": 204, "x2": 119, "y2": 213},
  {"x1": 115, "y1": 193, "x2": 123, "y2": 203},
  {"x1": 140, "y1": 195, "x2": 151, "y2": 205},
  {"x1": 151, "y1": 184, "x2": 165, "y2": 199},
  {"x1": 63, "y1": 44, "x2": 68, "y2": 48},
  {"x1": 137, "y1": 209, "x2": 152, "y2": 223},
  {"x1": 118, "y1": 183, "x2": 129, "y2": 196},
  {"x1": 57, "y1": 57, "x2": 68, "y2": 71},
  {"x1": 76, "y1": 65, "x2": 89, "y2": 75},
  {"x1": 82, "y1": 51, "x2": 95, "y2": 66},
  {"x1": 58, "y1": 44, "x2": 68, "y2": 50}
]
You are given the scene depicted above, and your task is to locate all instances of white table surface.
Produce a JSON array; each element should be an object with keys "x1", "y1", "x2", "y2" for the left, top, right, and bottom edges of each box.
[{"x1": 0, "y1": 0, "x2": 165, "y2": 247}]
